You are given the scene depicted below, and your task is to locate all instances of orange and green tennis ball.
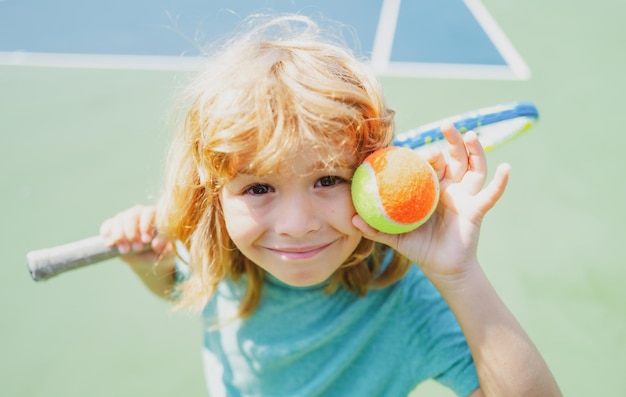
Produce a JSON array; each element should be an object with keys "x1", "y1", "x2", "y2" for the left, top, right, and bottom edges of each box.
[{"x1": 351, "y1": 147, "x2": 440, "y2": 234}]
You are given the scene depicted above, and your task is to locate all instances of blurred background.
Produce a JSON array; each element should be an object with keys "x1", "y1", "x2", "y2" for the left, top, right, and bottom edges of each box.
[{"x1": 1, "y1": 0, "x2": 624, "y2": 395}]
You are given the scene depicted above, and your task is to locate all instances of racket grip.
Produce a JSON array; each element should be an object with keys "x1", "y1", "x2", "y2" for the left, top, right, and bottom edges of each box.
[{"x1": 26, "y1": 236, "x2": 121, "y2": 281}]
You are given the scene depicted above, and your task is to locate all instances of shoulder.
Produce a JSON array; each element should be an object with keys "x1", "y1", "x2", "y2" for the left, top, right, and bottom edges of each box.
[
  {"x1": 398, "y1": 267, "x2": 479, "y2": 395},
  {"x1": 388, "y1": 265, "x2": 467, "y2": 349},
  {"x1": 392, "y1": 263, "x2": 444, "y2": 308}
]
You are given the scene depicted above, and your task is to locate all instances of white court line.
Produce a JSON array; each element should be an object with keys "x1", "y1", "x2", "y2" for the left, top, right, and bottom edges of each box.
[
  {"x1": 370, "y1": 0, "x2": 402, "y2": 73},
  {"x1": 0, "y1": 51, "x2": 204, "y2": 71},
  {"x1": 0, "y1": 0, "x2": 530, "y2": 80},
  {"x1": 463, "y1": 0, "x2": 531, "y2": 79},
  {"x1": 0, "y1": 50, "x2": 523, "y2": 80},
  {"x1": 380, "y1": 61, "x2": 519, "y2": 80},
  {"x1": 367, "y1": 0, "x2": 530, "y2": 80}
]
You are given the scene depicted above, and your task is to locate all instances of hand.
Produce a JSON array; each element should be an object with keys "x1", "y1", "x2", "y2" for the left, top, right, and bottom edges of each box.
[
  {"x1": 353, "y1": 125, "x2": 511, "y2": 279},
  {"x1": 100, "y1": 205, "x2": 171, "y2": 266}
]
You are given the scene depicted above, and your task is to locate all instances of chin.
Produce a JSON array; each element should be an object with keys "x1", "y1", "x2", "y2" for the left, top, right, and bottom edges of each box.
[{"x1": 275, "y1": 270, "x2": 333, "y2": 288}]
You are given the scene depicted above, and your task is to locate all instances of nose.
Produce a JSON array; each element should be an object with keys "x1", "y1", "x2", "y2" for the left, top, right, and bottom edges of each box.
[{"x1": 272, "y1": 191, "x2": 321, "y2": 238}]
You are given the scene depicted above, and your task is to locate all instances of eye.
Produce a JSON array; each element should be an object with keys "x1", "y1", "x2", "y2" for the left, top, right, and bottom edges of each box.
[
  {"x1": 243, "y1": 183, "x2": 274, "y2": 195},
  {"x1": 316, "y1": 175, "x2": 346, "y2": 188}
]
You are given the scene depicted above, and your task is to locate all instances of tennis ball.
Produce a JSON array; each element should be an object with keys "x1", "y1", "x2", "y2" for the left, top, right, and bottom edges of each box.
[{"x1": 351, "y1": 147, "x2": 439, "y2": 234}]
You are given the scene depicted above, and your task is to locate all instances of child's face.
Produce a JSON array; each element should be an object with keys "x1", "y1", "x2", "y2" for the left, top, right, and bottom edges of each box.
[{"x1": 219, "y1": 147, "x2": 363, "y2": 287}]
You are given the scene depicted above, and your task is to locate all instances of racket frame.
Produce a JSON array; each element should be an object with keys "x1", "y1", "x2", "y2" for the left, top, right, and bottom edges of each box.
[{"x1": 393, "y1": 101, "x2": 538, "y2": 151}]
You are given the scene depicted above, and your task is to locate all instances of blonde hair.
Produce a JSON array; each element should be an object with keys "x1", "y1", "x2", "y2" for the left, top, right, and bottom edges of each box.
[{"x1": 158, "y1": 15, "x2": 410, "y2": 316}]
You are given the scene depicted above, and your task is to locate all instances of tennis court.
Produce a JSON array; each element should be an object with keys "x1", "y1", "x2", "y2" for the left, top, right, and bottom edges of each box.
[{"x1": 1, "y1": 0, "x2": 625, "y2": 395}]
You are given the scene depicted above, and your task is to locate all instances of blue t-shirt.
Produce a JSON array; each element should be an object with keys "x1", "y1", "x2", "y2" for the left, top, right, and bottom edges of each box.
[{"x1": 199, "y1": 264, "x2": 479, "y2": 396}]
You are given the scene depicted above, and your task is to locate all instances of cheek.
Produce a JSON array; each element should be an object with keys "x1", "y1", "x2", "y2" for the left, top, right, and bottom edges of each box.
[
  {"x1": 327, "y1": 191, "x2": 359, "y2": 228},
  {"x1": 340, "y1": 189, "x2": 358, "y2": 215},
  {"x1": 220, "y1": 195, "x2": 262, "y2": 244}
]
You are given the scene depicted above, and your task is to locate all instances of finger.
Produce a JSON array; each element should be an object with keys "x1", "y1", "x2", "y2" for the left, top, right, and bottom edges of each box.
[
  {"x1": 151, "y1": 237, "x2": 172, "y2": 255},
  {"x1": 460, "y1": 131, "x2": 488, "y2": 194},
  {"x1": 423, "y1": 148, "x2": 447, "y2": 181},
  {"x1": 122, "y1": 206, "x2": 144, "y2": 252},
  {"x1": 476, "y1": 163, "x2": 511, "y2": 214},
  {"x1": 100, "y1": 219, "x2": 113, "y2": 245},
  {"x1": 352, "y1": 214, "x2": 379, "y2": 238},
  {"x1": 138, "y1": 206, "x2": 156, "y2": 244},
  {"x1": 441, "y1": 124, "x2": 469, "y2": 182},
  {"x1": 109, "y1": 215, "x2": 130, "y2": 254},
  {"x1": 352, "y1": 214, "x2": 400, "y2": 249},
  {"x1": 465, "y1": 130, "x2": 486, "y2": 172}
]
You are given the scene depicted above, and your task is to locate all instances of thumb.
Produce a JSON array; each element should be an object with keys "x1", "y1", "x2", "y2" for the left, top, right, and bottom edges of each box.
[{"x1": 352, "y1": 214, "x2": 401, "y2": 248}]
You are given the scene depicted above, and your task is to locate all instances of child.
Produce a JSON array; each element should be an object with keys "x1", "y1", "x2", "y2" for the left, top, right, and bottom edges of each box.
[{"x1": 100, "y1": 15, "x2": 561, "y2": 397}]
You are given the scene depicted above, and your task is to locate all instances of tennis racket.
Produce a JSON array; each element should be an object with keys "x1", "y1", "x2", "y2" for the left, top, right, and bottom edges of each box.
[
  {"x1": 27, "y1": 101, "x2": 539, "y2": 281},
  {"x1": 392, "y1": 101, "x2": 538, "y2": 152}
]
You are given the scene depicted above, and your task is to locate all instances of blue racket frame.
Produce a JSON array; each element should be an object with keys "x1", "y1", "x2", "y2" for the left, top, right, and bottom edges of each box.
[{"x1": 393, "y1": 102, "x2": 539, "y2": 149}]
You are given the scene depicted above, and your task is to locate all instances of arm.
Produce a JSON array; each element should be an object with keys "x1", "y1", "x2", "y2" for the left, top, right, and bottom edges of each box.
[
  {"x1": 100, "y1": 205, "x2": 176, "y2": 300},
  {"x1": 435, "y1": 263, "x2": 560, "y2": 396},
  {"x1": 354, "y1": 126, "x2": 561, "y2": 396}
]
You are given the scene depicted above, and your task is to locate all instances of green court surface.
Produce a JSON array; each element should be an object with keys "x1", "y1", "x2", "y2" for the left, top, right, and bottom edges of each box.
[{"x1": 1, "y1": 0, "x2": 625, "y2": 396}]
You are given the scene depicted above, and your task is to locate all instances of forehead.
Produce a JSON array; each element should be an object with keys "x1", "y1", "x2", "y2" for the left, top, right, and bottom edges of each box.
[{"x1": 237, "y1": 142, "x2": 358, "y2": 176}]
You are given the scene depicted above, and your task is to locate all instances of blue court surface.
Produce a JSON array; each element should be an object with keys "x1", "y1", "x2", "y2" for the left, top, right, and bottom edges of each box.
[
  {"x1": 2, "y1": 0, "x2": 626, "y2": 396},
  {"x1": 0, "y1": 0, "x2": 529, "y2": 79}
]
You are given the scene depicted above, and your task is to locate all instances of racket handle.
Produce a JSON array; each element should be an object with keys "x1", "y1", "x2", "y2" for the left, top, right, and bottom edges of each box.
[{"x1": 26, "y1": 236, "x2": 122, "y2": 281}]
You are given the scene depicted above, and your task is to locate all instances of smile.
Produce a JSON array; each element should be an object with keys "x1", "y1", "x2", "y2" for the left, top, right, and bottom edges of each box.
[{"x1": 266, "y1": 243, "x2": 332, "y2": 260}]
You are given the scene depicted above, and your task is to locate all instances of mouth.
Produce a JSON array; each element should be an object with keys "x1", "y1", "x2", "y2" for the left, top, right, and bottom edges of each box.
[{"x1": 266, "y1": 242, "x2": 333, "y2": 260}]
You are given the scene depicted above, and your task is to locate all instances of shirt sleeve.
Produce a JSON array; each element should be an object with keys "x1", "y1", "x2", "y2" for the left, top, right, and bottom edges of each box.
[{"x1": 403, "y1": 266, "x2": 480, "y2": 396}]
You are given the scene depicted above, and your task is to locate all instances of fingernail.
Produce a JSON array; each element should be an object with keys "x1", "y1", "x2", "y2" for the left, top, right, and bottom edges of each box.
[
  {"x1": 442, "y1": 123, "x2": 456, "y2": 132},
  {"x1": 118, "y1": 243, "x2": 130, "y2": 254},
  {"x1": 141, "y1": 233, "x2": 152, "y2": 244},
  {"x1": 132, "y1": 242, "x2": 144, "y2": 252}
]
